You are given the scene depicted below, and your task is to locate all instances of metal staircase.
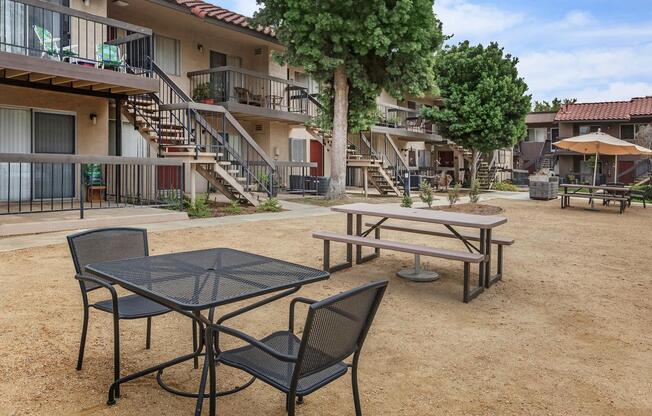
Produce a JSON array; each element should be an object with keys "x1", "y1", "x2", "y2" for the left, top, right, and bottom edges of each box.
[
  {"x1": 345, "y1": 133, "x2": 405, "y2": 196},
  {"x1": 123, "y1": 59, "x2": 275, "y2": 206}
]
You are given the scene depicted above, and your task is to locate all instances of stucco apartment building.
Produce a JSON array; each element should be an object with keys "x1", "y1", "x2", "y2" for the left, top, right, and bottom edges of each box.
[{"x1": 516, "y1": 96, "x2": 652, "y2": 184}]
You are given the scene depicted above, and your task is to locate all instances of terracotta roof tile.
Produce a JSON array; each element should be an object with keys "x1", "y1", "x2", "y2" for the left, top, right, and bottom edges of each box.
[
  {"x1": 173, "y1": 0, "x2": 275, "y2": 37},
  {"x1": 555, "y1": 97, "x2": 652, "y2": 122}
]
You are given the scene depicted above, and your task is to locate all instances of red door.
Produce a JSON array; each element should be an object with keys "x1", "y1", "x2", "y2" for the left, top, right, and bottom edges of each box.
[
  {"x1": 618, "y1": 161, "x2": 635, "y2": 184},
  {"x1": 310, "y1": 140, "x2": 324, "y2": 176}
]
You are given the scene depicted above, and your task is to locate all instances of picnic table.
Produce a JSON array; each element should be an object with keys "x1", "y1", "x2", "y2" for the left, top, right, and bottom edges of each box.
[
  {"x1": 314, "y1": 203, "x2": 511, "y2": 302},
  {"x1": 560, "y1": 184, "x2": 631, "y2": 212},
  {"x1": 86, "y1": 248, "x2": 329, "y2": 416}
]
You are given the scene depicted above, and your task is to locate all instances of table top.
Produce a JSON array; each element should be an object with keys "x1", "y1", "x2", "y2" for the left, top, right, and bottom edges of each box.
[
  {"x1": 86, "y1": 248, "x2": 329, "y2": 311},
  {"x1": 561, "y1": 184, "x2": 630, "y2": 192},
  {"x1": 331, "y1": 203, "x2": 507, "y2": 229}
]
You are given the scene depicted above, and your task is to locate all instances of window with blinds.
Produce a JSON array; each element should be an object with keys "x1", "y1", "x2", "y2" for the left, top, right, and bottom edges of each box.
[
  {"x1": 154, "y1": 34, "x2": 180, "y2": 76},
  {"x1": 289, "y1": 138, "x2": 306, "y2": 162}
]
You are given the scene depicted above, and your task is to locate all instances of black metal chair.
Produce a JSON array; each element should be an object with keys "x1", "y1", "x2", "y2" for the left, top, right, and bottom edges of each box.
[
  {"x1": 214, "y1": 280, "x2": 388, "y2": 415},
  {"x1": 67, "y1": 227, "x2": 171, "y2": 397}
]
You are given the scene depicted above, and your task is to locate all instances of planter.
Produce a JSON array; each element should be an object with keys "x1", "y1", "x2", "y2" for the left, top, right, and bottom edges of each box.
[
  {"x1": 529, "y1": 180, "x2": 558, "y2": 200},
  {"x1": 200, "y1": 98, "x2": 215, "y2": 105}
]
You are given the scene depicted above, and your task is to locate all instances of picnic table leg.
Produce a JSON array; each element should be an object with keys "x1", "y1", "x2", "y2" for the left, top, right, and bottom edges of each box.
[
  {"x1": 346, "y1": 213, "x2": 353, "y2": 264},
  {"x1": 484, "y1": 229, "x2": 496, "y2": 288},
  {"x1": 479, "y1": 229, "x2": 486, "y2": 288},
  {"x1": 355, "y1": 214, "x2": 362, "y2": 263}
]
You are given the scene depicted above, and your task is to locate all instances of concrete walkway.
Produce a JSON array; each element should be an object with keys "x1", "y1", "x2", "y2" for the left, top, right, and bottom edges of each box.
[{"x1": 0, "y1": 191, "x2": 528, "y2": 253}]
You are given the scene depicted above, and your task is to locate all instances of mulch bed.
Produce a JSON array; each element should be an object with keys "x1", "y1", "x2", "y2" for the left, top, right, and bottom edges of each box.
[
  {"x1": 207, "y1": 201, "x2": 263, "y2": 217},
  {"x1": 425, "y1": 203, "x2": 504, "y2": 215}
]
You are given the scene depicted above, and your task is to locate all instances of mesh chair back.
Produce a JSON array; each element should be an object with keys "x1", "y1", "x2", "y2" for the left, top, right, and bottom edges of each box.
[
  {"x1": 67, "y1": 228, "x2": 148, "y2": 291},
  {"x1": 295, "y1": 281, "x2": 387, "y2": 379}
]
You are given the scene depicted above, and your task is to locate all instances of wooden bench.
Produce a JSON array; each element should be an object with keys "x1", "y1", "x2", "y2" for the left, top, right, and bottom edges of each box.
[
  {"x1": 313, "y1": 231, "x2": 485, "y2": 302},
  {"x1": 365, "y1": 222, "x2": 514, "y2": 288},
  {"x1": 561, "y1": 193, "x2": 628, "y2": 213}
]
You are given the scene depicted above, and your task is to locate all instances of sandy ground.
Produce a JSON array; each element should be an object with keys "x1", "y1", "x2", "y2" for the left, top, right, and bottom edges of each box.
[{"x1": 1, "y1": 199, "x2": 651, "y2": 416}]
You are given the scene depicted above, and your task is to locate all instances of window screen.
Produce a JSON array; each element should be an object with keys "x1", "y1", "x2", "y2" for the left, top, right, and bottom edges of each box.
[
  {"x1": 154, "y1": 34, "x2": 180, "y2": 76},
  {"x1": 290, "y1": 138, "x2": 306, "y2": 162}
]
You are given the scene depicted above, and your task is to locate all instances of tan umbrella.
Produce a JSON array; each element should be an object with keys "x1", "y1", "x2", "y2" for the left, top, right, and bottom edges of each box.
[{"x1": 553, "y1": 130, "x2": 652, "y2": 186}]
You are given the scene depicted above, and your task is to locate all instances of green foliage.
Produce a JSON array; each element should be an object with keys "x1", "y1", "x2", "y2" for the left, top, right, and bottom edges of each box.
[
  {"x1": 192, "y1": 83, "x2": 211, "y2": 101},
  {"x1": 257, "y1": 197, "x2": 282, "y2": 213},
  {"x1": 225, "y1": 199, "x2": 243, "y2": 214},
  {"x1": 186, "y1": 194, "x2": 212, "y2": 218},
  {"x1": 422, "y1": 41, "x2": 531, "y2": 156},
  {"x1": 400, "y1": 193, "x2": 413, "y2": 208},
  {"x1": 447, "y1": 183, "x2": 461, "y2": 207},
  {"x1": 493, "y1": 181, "x2": 519, "y2": 192},
  {"x1": 419, "y1": 180, "x2": 434, "y2": 207},
  {"x1": 632, "y1": 185, "x2": 652, "y2": 201},
  {"x1": 254, "y1": 0, "x2": 445, "y2": 133},
  {"x1": 533, "y1": 97, "x2": 577, "y2": 112},
  {"x1": 469, "y1": 180, "x2": 481, "y2": 203}
]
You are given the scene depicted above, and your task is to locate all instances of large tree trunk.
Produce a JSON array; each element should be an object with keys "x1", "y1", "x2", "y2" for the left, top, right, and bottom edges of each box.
[
  {"x1": 326, "y1": 64, "x2": 349, "y2": 199},
  {"x1": 470, "y1": 148, "x2": 478, "y2": 183}
]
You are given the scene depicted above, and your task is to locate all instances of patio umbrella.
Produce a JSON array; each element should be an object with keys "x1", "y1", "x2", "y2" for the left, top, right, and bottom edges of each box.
[{"x1": 553, "y1": 130, "x2": 652, "y2": 186}]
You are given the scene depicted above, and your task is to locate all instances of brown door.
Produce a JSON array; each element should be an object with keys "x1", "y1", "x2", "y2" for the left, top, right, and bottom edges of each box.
[
  {"x1": 618, "y1": 161, "x2": 635, "y2": 184},
  {"x1": 310, "y1": 140, "x2": 323, "y2": 176},
  {"x1": 439, "y1": 151, "x2": 454, "y2": 167}
]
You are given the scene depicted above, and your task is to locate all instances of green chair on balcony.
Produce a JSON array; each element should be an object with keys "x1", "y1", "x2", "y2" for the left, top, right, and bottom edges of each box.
[
  {"x1": 96, "y1": 44, "x2": 126, "y2": 71},
  {"x1": 32, "y1": 25, "x2": 77, "y2": 60}
]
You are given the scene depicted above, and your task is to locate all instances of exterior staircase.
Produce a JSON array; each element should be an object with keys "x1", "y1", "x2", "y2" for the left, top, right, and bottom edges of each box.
[
  {"x1": 476, "y1": 160, "x2": 498, "y2": 190},
  {"x1": 123, "y1": 59, "x2": 275, "y2": 206},
  {"x1": 345, "y1": 138, "x2": 403, "y2": 196}
]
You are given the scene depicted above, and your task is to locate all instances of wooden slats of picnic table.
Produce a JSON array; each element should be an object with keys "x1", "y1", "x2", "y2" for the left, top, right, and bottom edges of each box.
[{"x1": 331, "y1": 203, "x2": 507, "y2": 229}]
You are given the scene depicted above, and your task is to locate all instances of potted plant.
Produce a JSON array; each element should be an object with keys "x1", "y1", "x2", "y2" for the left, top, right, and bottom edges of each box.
[
  {"x1": 192, "y1": 83, "x2": 214, "y2": 104},
  {"x1": 386, "y1": 115, "x2": 401, "y2": 127}
]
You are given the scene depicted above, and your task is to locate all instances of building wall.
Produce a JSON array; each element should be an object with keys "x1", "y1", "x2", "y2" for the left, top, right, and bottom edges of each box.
[{"x1": 0, "y1": 85, "x2": 109, "y2": 155}]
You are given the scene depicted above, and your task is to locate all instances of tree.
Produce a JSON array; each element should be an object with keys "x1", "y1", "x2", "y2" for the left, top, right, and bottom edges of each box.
[
  {"x1": 533, "y1": 97, "x2": 577, "y2": 112},
  {"x1": 422, "y1": 41, "x2": 531, "y2": 180},
  {"x1": 254, "y1": 0, "x2": 444, "y2": 198}
]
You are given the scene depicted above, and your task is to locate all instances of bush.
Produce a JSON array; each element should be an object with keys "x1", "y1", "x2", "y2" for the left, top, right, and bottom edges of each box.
[
  {"x1": 447, "y1": 183, "x2": 461, "y2": 207},
  {"x1": 225, "y1": 199, "x2": 242, "y2": 214},
  {"x1": 257, "y1": 197, "x2": 282, "y2": 212},
  {"x1": 494, "y1": 181, "x2": 520, "y2": 192},
  {"x1": 400, "y1": 193, "x2": 413, "y2": 208},
  {"x1": 186, "y1": 194, "x2": 212, "y2": 218},
  {"x1": 632, "y1": 184, "x2": 652, "y2": 201},
  {"x1": 419, "y1": 180, "x2": 434, "y2": 207},
  {"x1": 469, "y1": 180, "x2": 481, "y2": 203}
]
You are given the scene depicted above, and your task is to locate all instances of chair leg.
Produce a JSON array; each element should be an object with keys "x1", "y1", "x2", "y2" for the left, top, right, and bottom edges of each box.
[
  {"x1": 192, "y1": 320, "x2": 199, "y2": 369},
  {"x1": 77, "y1": 306, "x2": 89, "y2": 371},
  {"x1": 145, "y1": 317, "x2": 152, "y2": 350},
  {"x1": 352, "y1": 365, "x2": 362, "y2": 416},
  {"x1": 287, "y1": 392, "x2": 296, "y2": 416},
  {"x1": 113, "y1": 316, "x2": 121, "y2": 398}
]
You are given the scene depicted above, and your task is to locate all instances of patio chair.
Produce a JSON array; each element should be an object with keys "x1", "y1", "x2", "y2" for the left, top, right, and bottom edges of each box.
[
  {"x1": 234, "y1": 86, "x2": 262, "y2": 106},
  {"x1": 96, "y1": 44, "x2": 126, "y2": 71},
  {"x1": 32, "y1": 25, "x2": 77, "y2": 60},
  {"x1": 67, "y1": 228, "x2": 170, "y2": 397},
  {"x1": 214, "y1": 280, "x2": 388, "y2": 415}
]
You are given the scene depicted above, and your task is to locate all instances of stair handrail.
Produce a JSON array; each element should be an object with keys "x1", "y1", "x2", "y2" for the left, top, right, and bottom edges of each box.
[{"x1": 150, "y1": 59, "x2": 276, "y2": 195}]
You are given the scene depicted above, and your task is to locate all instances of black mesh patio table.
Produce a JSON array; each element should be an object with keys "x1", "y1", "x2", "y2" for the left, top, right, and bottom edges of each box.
[{"x1": 86, "y1": 247, "x2": 329, "y2": 416}]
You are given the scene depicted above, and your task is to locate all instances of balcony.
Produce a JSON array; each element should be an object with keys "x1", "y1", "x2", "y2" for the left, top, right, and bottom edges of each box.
[
  {"x1": 0, "y1": 0, "x2": 158, "y2": 96},
  {"x1": 187, "y1": 66, "x2": 318, "y2": 123},
  {"x1": 372, "y1": 103, "x2": 443, "y2": 142}
]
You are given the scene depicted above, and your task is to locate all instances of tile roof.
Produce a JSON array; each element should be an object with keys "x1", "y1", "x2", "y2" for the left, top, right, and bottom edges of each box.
[
  {"x1": 555, "y1": 96, "x2": 652, "y2": 122},
  {"x1": 173, "y1": 0, "x2": 275, "y2": 37}
]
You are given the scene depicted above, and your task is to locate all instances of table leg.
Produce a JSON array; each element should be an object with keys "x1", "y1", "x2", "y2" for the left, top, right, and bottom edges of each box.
[
  {"x1": 346, "y1": 213, "x2": 353, "y2": 264},
  {"x1": 355, "y1": 214, "x2": 362, "y2": 263},
  {"x1": 206, "y1": 326, "x2": 216, "y2": 416},
  {"x1": 479, "y1": 229, "x2": 486, "y2": 288},
  {"x1": 484, "y1": 229, "x2": 494, "y2": 288}
]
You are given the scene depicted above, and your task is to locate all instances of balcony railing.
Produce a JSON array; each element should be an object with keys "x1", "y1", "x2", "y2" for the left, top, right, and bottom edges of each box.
[
  {"x1": 0, "y1": 0, "x2": 152, "y2": 75},
  {"x1": 0, "y1": 153, "x2": 184, "y2": 217},
  {"x1": 376, "y1": 103, "x2": 437, "y2": 135},
  {"x1": 188, "y1": 66, "x2": 315, "y2": 117}
]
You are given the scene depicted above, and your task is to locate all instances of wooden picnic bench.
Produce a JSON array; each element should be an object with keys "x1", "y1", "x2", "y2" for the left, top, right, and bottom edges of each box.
[
  {"x1": 365, "y1": 222, "x2": 514, "y2": 288},
  {"x1": 560, "y1": 184, "x2": 630, "y2": 213},
  {"x1": 313, "y1": 231, "x2": 485, "y2": 303}
]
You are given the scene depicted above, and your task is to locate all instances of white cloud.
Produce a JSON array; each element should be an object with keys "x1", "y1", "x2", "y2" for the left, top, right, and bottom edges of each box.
[
  {"x1": 227, "y1": 0, "x2": 259, "y2": 16},
  {"x1": 436, "y1": 0, "x2": 526, "y2": 39},
  {"x1": 569, "y1": 82, "x2": 652, "y2": 103}
]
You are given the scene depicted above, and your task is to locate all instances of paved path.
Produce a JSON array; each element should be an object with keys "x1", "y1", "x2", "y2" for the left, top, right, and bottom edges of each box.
[{"x1": 0, "y1": 191, "x2": 528, "y2": 253}]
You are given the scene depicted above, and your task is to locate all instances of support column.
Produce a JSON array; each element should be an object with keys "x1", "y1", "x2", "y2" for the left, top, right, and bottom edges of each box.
[
  {"x1": 363, "y1": 167, "x2": 368, "y2": 197},
  {"x1": 190, "y1": 164, "x2": 196, "y2": 204},
  {"x1": 115, "y1": 97, "x2": 122, "y2": 203}
]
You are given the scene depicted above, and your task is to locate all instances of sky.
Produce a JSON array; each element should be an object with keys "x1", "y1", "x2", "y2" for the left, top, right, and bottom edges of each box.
[{"x1": 217, "y1": 0, "x2": 652, "y2": 104}]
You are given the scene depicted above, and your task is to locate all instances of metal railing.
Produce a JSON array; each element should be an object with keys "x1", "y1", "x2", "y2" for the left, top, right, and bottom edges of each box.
[
  {"x1": 376, "y1": 103, "x2": 437, "y2": 134},
  {"x1": 0, "y1": 153, "x2": 184, "y2": 217},
  {"x1": 188, "y1": 66, "x2": 315, "y2": 116},
  {"x1": 0, "y1": 0, "x2": 153, "y2": 75},
  {"x1": 275, "y1": 161, "x2": 323, "y2": 195}
]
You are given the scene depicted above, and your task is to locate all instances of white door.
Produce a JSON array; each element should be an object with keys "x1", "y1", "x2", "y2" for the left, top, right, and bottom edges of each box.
[{"x1": 0, "y1": 107, "x2": 32, "y2": 201}]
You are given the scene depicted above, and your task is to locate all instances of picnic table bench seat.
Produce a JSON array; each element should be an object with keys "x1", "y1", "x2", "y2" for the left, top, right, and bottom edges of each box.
[
  {"x1": 313, "y1": 231, "x2": 485, "y2": 302},
  {"x1": 561, "y1": 192, "x2": 629, "y2": 213}
]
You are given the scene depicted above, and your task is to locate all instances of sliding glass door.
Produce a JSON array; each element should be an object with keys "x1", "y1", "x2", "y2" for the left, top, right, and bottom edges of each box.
[
  {"x1": 33, "y1": 111, "x2": 75, "y2": 199},
  {"x1": 0, "y1": 107, "x2": 31, "y2": 201}
]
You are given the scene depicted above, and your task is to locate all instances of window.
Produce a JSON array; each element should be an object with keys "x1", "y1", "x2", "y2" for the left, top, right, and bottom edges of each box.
[
  {"x1": 550, "y1": 128, "x2": 559, "y2": 141},
  {"x1": 154, "y1": 34, "x2": 180, "y2": 76},
  {"x1": 622, "y1": 123, "x2": 652, "y2": 142},
  {"x1": 579, "y1": 125, "x2": 599, "y2": 135},
  {"x1": 289, "y1": 138, "x2": 306, "y2": 162},
  {"x1": 527, "y1": 128, "x2": 547, "y2": 142},
  {"x1": 621, "y1": 124, "x2": 635, "y2": 141}
]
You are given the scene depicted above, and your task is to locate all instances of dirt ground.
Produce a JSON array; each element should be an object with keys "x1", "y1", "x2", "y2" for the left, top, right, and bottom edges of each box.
[{"x1": 1, "y1": 199, "x2": 651, "y2": 416}]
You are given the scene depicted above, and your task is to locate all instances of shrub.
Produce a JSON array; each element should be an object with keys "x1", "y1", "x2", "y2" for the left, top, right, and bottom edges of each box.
[
  {"x1": 400, "y1": 193, "x2": 413, "y2": 208},
  {"x1": 447, "y1": 183, "x2": 461, "y2": 207},
  {"x1": 632, "y1": 184, "x2": 652, "y2": 201},
  {"x1": 419, "y1": 180, "x2": 434, "y2": 207},
  {"x1": 494, "y1": 181, "x2": 520, "y2": 192},
  {"x1": 186, "y1": 194, "x2": 212, "y2": 218},
  {"x1": 257, "y1": 197, "x2": 282, "y2": 212},
  {"x1": 225, "y1": 199, "x2": 242, "y2": 214},
  {"x1": 469, "y1": 180, "x2": 481, "y2": 203}
]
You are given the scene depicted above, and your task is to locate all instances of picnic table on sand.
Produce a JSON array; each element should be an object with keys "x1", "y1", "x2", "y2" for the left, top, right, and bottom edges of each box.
[
  {"x1": 313, "y1": 203, "x2": 513, "y2": 303},
  {"x1": 560, "y1": 184, "x2": 631, "y2": 213}
]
